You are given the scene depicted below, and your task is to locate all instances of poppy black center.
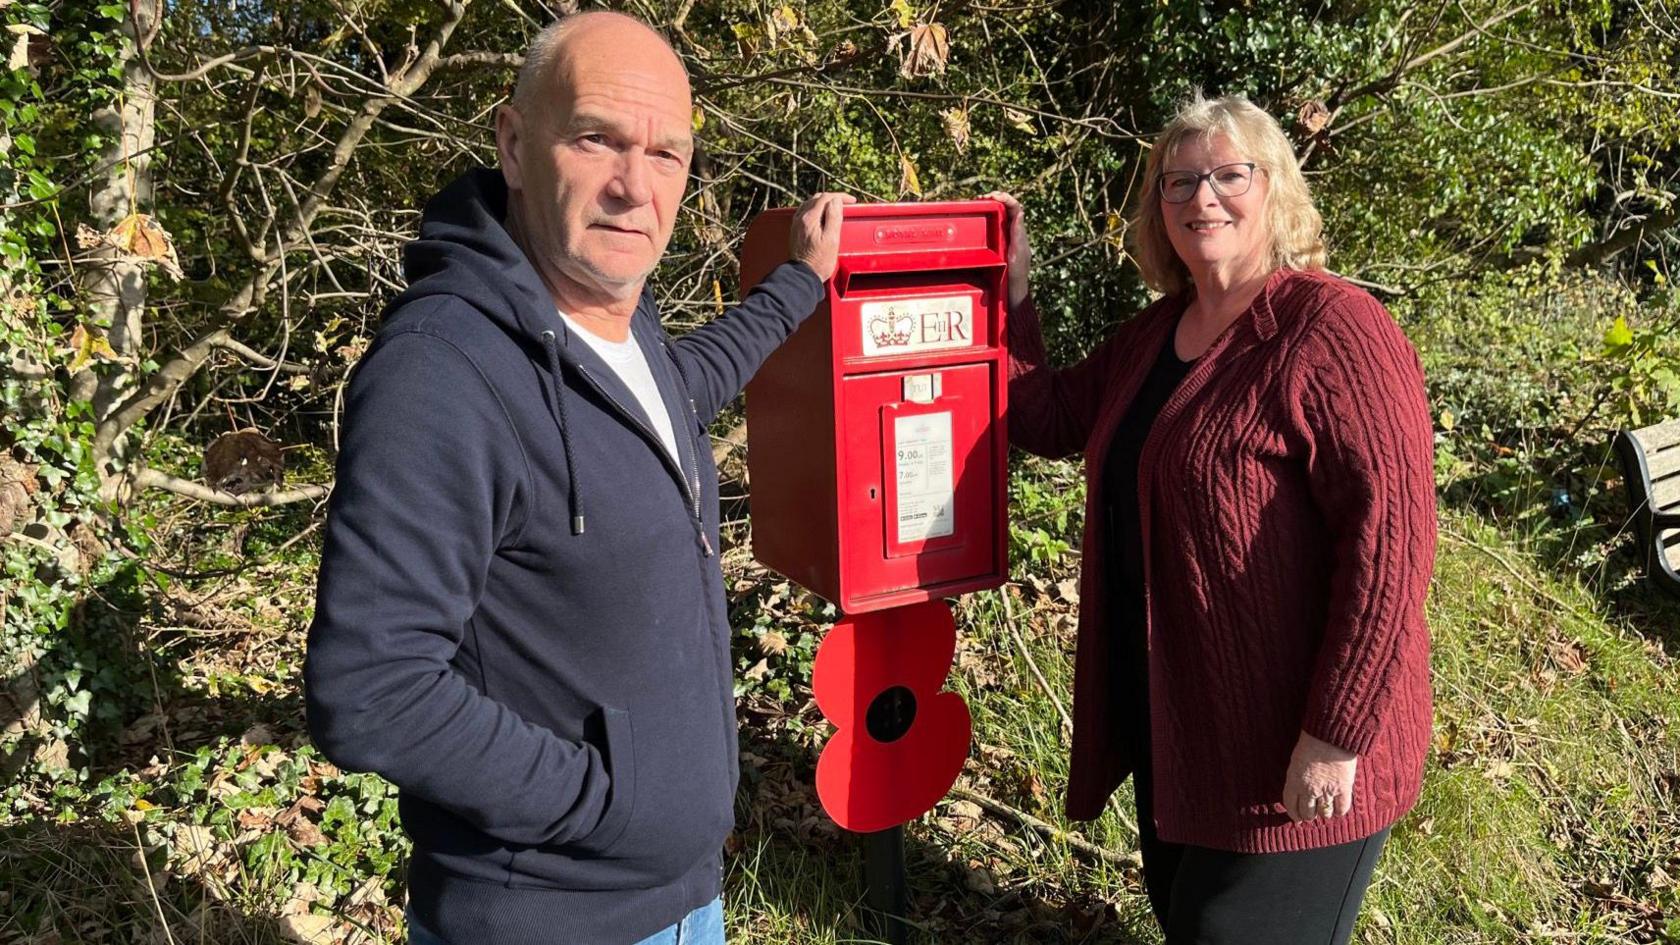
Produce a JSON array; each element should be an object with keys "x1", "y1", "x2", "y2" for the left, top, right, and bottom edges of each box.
[{"x1": 865, "y1": 686, "x2": 918, "y2": 743}]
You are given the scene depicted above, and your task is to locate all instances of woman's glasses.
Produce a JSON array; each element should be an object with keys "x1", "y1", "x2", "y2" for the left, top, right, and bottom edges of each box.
[{"x1": 1159, "y1": 162, "x2": 1260, "y2": 204}]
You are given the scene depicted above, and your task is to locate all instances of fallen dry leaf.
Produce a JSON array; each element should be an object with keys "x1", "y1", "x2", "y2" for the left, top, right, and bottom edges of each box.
[
  {"x1": 1547, "y1": 639, "x2": 1589, "y2": 675},
  {"x1": 241, "y1": 723, "x2": 276, "y2": 747},
  {"x1": 962, "y1": 863, "x2": 996, "y2": 895},
  {"x1": 287, "y1": 817, "x2": 327, "y2": 848},
  {"x1": 171, "y1": 823, "x2": 219, "y2": 874},
  {"x1": 279, "y1": 911, "x2": 336, "y2": 944},
  {"x1": 757, "y1": 630, "x2": 788, "y2": 656}
]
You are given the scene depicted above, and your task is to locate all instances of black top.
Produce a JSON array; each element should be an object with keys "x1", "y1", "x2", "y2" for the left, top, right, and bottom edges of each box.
[
  {"x1": 304, "y1": 168, "x2": 827, "y2": 945},
  {"x1": 1103, "y1": 324, "x2": 1195, "y2": 754}
]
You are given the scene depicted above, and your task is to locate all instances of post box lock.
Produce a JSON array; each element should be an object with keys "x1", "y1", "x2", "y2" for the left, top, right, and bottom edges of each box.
[{"x1": 901, "y1": 373, "x2": 941, "y2": 404}]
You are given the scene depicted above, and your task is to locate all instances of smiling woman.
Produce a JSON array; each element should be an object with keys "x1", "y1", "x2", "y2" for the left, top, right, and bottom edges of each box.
[
  {"x1": 1131, "y1": 95, "x2": 1327, "y2": 304},
  {"x1": 991, "y1": 91, "x2": 1437, "y2": 945}
]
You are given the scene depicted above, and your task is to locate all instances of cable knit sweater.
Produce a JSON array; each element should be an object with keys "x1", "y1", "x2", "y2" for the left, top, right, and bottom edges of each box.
[{"x1": 1008, "y1": 267, "x2": 1437, "y2": 853}]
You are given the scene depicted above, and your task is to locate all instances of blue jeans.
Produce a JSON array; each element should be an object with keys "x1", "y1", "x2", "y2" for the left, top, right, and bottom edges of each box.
[{"x1": 405, "y1": 897, "x2": 724, "y2": 945}]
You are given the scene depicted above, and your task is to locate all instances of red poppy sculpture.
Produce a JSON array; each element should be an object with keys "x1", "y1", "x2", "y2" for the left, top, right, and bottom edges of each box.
[{"x1": 811, "y1": 600, "x2": 972, "y2": 832}]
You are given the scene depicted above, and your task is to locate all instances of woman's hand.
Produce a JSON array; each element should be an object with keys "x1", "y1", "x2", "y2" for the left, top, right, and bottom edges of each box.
[
  {"x1": 1282, "y1": 730, "x2": 1357, "y2": 823},
  {"x1": 985, "y1": 190, "x2": 1031, "y2": 310}
]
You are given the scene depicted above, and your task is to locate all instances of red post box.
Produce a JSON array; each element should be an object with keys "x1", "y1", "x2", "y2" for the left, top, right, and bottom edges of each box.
[{"x1": 739, "y1": 201, "x2": 1010, "y2": 614}]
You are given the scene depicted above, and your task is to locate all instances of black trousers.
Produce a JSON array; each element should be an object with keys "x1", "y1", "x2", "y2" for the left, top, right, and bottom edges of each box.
[{"x1": 1131, "y1": 750, "x2": 1389, "y2": 945}]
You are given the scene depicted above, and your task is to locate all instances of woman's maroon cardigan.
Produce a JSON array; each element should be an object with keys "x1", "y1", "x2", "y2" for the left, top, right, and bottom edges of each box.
[{"x1": 1008, "y1": 267, "x2": 1437, "y2": 853}]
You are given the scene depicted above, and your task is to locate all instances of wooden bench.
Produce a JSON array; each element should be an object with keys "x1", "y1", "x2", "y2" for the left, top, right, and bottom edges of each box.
[{"x1": 1614, "y1": 419, "x2": 1680, "y2": 598}]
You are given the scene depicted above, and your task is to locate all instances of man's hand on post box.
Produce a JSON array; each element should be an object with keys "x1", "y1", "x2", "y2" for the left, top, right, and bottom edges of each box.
[
  {"x1": 985, "y1": 190, "x2": 1031, "y2": 310},
  {"x1": 789, "y1": 192, "x2": 857, "y2": 282}
]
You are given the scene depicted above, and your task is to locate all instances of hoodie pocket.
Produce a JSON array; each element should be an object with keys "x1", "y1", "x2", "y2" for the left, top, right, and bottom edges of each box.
[{"x1": 576, "y1": 705, "x2": 636, "y2": 853}]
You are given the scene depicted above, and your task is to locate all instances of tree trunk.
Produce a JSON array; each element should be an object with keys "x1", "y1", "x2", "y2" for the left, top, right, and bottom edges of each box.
[{"x1": 71, "y1": 0, "x2": 159, "y2": 433}]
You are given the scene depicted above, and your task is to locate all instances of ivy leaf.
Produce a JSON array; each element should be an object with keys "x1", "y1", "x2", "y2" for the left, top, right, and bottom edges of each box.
[
  {"x1": 1603, "y1": 315, "x2": 1633, "y2": 351},
  {"x1": 888, "y1": 0, "x2": 915, "y2": 29}
]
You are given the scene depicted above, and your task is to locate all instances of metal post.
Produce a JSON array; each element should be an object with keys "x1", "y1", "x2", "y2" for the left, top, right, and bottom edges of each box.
[{"x1": 864, "y1": 825, "x2": 909, "y2": 944}]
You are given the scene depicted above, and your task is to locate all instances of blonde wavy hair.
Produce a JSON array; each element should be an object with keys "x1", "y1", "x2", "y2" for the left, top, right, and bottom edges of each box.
[{"x1": 1129, "y1": 93, "x2": 1327, "y2": 297}]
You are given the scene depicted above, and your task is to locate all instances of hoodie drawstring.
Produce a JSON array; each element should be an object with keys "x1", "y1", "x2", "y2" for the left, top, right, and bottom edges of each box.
[{"x1": 539, "y1": 329, "x2": 586, "y2": 535}]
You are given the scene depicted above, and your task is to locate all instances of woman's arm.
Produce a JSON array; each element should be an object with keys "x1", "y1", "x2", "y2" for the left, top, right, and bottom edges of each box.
[
  {"x1": 990, "y1": 192, "x2": 1128, "y2": 459},
  {"x1": 1293, "y1": 291, "x2": 1438, "y2": 758}
]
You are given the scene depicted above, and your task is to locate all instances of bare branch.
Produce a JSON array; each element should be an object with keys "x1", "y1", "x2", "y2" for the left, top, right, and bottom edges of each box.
[
  {"x1": 94, "y1": 0, "x2": 475, "y2": 482},
  {"x1": 1335, "y1": 273, "x2": 1406, "y2": 298},
  {"x1": 213, "y1": 336, "x2": 313, "y2": 374},
  {"x1": 94, "y1": 328, "x2": 231, "y2": 467},
  {"x1": 1569, "y1": 204, "x2": 1680, "y2": 268},
  {"x1": 438, "y1": 51, "x2": 524, "y2": 69},
  {"x1": 133, "y1": 468, "x2": 330, "y2": 507},
  {"x1": 1329, "y1": 0, "x2": 1542, "y2": 111}
]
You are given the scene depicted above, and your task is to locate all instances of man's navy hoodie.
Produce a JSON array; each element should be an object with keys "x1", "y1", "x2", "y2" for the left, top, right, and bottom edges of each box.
[{"x1": 304, "y1": 167, "x2": 822, "y2": 944}]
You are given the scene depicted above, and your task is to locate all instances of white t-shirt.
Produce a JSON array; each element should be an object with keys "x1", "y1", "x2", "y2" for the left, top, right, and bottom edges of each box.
[{"x1": 557, "y1": 311, "x2": 681, "y2": 467}]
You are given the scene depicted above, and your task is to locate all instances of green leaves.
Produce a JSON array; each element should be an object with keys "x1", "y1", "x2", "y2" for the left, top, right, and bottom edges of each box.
[{"x1": 1603, "y1": 315, "x2": 1634, "y2": 351}]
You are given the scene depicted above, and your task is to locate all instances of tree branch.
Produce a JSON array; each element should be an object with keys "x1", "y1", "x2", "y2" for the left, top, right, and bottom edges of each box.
[
  {"x1": 213, "y1": 336, "x2": 313, "y2": 374},
  {"x1": 4, "y1": 353, "x2": 50, "y2": 381},
  {"x1": 1329, "y1": 0, "x2": 1541, "y2": 111},
  {"x1": 947, "y1": 786, "x2": 1141, "y2": 870},
  {"x1": 1568, "y1": 204, "x2": 1680, "y2": 268},
  {"x1": 94, "y1": 327, "x2": 229, "y2": 469},
  {"x1": 438, "y1": 51, "x2": 523, "y2": 69},
  {"x1": 94, "y1": 0, "x2": 474, "y2": 487},
  {"x1": 133, "y1": 468, "x2": 330, "y2": 507}
]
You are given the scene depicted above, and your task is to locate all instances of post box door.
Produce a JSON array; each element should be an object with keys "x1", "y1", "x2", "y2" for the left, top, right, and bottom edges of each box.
[{"x1": 839, "y1": 363, "x2": 997, "y2": 597}]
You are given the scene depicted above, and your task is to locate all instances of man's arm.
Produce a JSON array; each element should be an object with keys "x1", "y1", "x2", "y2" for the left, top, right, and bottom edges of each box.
[
  {"x1": 304, "y1": 326, "x2": 612, "y2": 848},
  {"x1": 670, "y1": 192, "x2": 850, "y2": 423}
]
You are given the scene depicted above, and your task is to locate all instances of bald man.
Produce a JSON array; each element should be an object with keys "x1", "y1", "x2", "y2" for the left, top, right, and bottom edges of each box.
[{"x1": 304, "y1": 13, "x2": 851, "y2": 945}]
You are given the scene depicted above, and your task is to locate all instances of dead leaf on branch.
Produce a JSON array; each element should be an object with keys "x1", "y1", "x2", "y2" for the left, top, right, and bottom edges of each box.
[
  {"x1": 899, "y1": 153, "x2": 923, "y2": 198},
  {"x1": 892, "y1": 22, "x2": 949, "y2": 79},
  {"x1": 1004, "y1": 107, "x2": 1037, "y2": 135},
  {"x1": 1297, "y1": 99, "x2": 1331, "y2": 136},
  {"x1": 66, "y1": 323, "x2": 121, "y2": 373},
  {"x1": 766, "y1": 3, "x2": 816, "y2": 48},
  {"x1": 941, "y1": 105, "x2": 971, "y2": 154},
  {"x1": 6, "y1": 23, "x2": 48, "y2": 74},
  {"x1": 76, "y1": 212, "x2": 184, "y2": 280}
]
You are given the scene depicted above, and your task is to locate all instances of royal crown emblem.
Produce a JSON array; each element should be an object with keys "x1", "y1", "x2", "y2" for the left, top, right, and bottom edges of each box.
[{"x1": 868, "y1": 309, "x2": 916, "y2": 348}]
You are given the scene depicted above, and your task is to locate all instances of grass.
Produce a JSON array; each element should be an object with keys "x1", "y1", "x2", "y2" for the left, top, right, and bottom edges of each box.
[{"x1": 3, "y1": 471, "x2": 1678, "y2": 944}]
